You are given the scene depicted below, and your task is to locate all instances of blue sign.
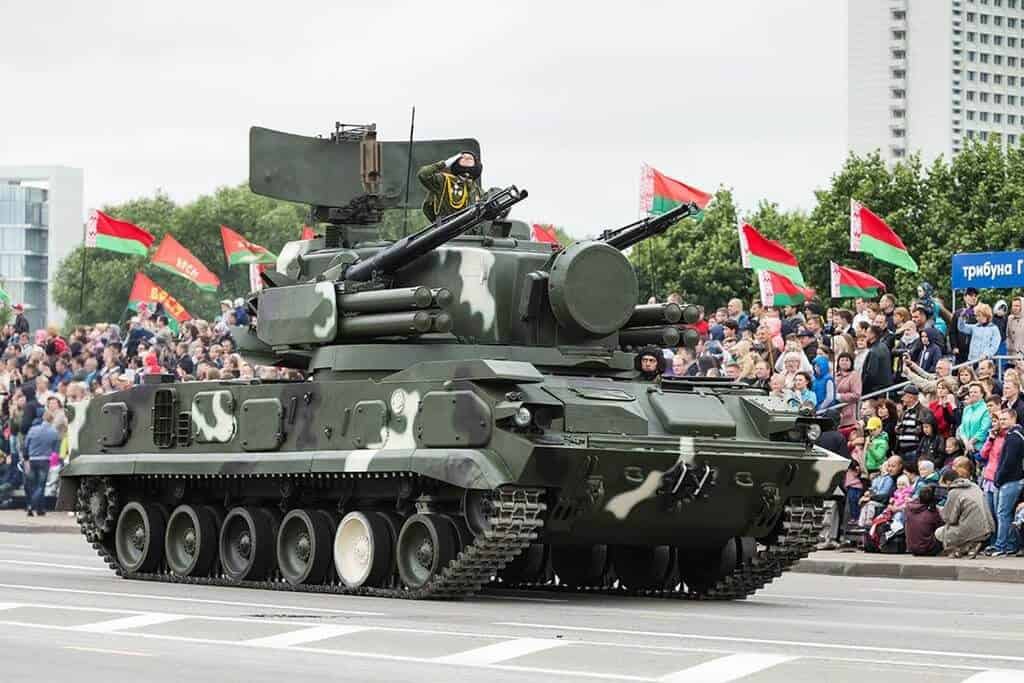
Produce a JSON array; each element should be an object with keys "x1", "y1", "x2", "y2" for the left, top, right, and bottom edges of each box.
[{"x1": 952, "y1": 250, "x2": 1024, "y2": 290}]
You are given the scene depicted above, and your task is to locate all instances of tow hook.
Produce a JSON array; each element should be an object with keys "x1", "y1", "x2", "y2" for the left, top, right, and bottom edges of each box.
[{"x1": 658, "y1": 460, "x2": 715, "y2": 502}]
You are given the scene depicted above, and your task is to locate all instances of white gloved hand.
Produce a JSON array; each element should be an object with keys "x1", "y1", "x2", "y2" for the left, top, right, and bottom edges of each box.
[{"x1": 443, "y1": 154, "x2": 461, "y2": 168}]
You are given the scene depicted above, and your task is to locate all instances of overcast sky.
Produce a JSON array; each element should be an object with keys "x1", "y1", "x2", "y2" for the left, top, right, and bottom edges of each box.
[{"x1": 1, "y1": 0, "x2": 846, "y2": 237}]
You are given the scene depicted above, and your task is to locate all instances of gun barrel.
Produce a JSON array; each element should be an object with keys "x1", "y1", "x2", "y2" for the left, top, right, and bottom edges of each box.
[
  {"x1": 344, "y1": 185, "x2": 527, "y2": 282},
  {"x1": 600, "y1": 201, "x2": 697, "y2": 251}
]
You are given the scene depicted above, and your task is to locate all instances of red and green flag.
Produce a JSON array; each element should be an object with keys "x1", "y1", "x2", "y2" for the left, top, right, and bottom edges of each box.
[
  {"x1": 151, "y1": 234, "x2": 220, "y2": 291},
  {"x1": 830, "y1": 262, "x2": 887, "y2": 299},
  {"x1": 86, "y1": 209, "x2": 154, "y2": 257},
  {"x1": 639, "y1": 164, "x2": 712, "y2": 216},
  {"x1": 738, "y1": 223, "x2": 806, "y2": 286},
  {"x1": 530, "y1": 224, "x2": 561, "y2": 245},
  {"x1": 758, "y1": 270, "x2": 812, "y2": 307},
  {"x1": 850, "y1": 199, "x2": 918, "y2": 272},
  {"x1": 220, "y1": 225, "x2": 277, "y2": 266},
  {"x1": 301, "y1": 225, "x2": 316, "y2": 240},
  {"x1": 127, "y1": 272, "x2": 191, "y2": 332}
]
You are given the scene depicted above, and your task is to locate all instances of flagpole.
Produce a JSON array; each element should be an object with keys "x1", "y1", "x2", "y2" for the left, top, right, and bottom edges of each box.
[{"x1": 79, "y1": 219, "x2": 88, "y2": 323}]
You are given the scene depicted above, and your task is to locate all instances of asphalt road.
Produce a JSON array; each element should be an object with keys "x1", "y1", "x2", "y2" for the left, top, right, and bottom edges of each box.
[{"x1": 0, "y1": 530, "x2": 1021, "y2": 683}]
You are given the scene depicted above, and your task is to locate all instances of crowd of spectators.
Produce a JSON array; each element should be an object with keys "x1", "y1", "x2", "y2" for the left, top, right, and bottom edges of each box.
[
  {"x1": 0, "y1": 298, "x2": 301, "y2": 515},
  {"x1": 643, "y1": 285, "x2": 1024, "y2": 559}
]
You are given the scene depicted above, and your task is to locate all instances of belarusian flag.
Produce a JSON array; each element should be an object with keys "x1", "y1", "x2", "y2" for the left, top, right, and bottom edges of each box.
[
  {"x1": 530, "y1": 224, "x2": 561, "y2": 245},
  {"x1": 758, "y1": 270, "x2": 812, "y2": 307},
  {"x1": 220, "y1": 225, "x2": 277, "y2": 266},
  {"x1": 639, "y1": 164, "x2": 712, "y2": 216},
  {"x1": 301, "y1": 225, "x2": 316, "y2": 240},
  {"x1": 86, "y1": 209, "x2": 154, "y2": 257},
  {"x1": 830, "y1": 262, "x2": 887, "y2": 299},
  {"x1": 249, "y1": 262, "x2": 267, "y2": 293},
  {"x1": 849, "y1": 199, "x2": 918, "y2": 272},
  {"x1": 127, "y1": 272, "x2": 191, "y2": 331},
  {"x1": 151, "y1": 234, "x2": 220, "y2": 291},
  {"x1": 739, "y1": 223, "x2": 805, "y2": 286}
]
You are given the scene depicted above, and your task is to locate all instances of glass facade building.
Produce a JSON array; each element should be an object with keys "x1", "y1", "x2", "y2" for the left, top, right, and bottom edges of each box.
[
  {"x1": 0, "y1": 185, "x2": 49, "y2": 329},
  {"x1": 0, "y1": 168, "x2": 84, "y2": 330}
]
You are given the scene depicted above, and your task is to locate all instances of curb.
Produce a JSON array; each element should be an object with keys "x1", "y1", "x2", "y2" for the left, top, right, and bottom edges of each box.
[
  {"x1": 794, "y1": 557, "x2": 1024, "y2": 584},
  {"x1": 0, "y1": 523, "x2": 80, "y2": 535}
]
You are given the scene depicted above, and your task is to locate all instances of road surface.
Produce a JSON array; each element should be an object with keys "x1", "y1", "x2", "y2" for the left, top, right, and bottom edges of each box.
[{"x1": 0, "y1": 530, "x2": 1020, "y2": 682}]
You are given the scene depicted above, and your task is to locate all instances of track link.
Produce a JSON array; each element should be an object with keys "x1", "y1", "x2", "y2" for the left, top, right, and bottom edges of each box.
[
  {"x1": 81, "y1": 475, "x2": 544, "y2": 600},
  {"x1": 501, "y1": 497, "x2": 826, "y2": 601}
]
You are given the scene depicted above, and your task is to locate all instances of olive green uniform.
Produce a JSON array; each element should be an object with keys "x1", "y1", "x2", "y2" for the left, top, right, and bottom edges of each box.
[{"x1": 417, "y1": 161, "x2": 482, "y2": 222}]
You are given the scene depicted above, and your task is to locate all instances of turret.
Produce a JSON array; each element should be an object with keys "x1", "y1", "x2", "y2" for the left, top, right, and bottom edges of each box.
[{"x1": 237, "y1": 121, "x2": 701, "y2": 373}]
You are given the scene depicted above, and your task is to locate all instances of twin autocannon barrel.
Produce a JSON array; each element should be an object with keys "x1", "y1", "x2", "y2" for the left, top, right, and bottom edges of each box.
[{"x1": 344, "y1": 185, "x2": 527, "y2": 282}]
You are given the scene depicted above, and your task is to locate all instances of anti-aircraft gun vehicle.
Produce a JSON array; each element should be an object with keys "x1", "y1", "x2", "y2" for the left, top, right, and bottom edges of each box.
[{"x1": 58, "y1": 122, "x2": 847, "y2": 600}]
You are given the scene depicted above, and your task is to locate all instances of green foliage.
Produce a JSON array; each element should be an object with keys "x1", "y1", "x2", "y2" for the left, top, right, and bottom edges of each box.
[
  {"x1": 53, "y1": 186, "x2": 307, "y2": 326},
  {"x1": 629, "y1": 138, "x2": 1024, "y2": 308},
  {"x1": 630, "y1": 189, "x2": 755, "y2": 307}
]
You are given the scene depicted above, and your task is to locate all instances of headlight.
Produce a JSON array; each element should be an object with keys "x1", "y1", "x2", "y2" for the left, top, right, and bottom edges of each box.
[
  {"x1": 513, "y1": 406, "x2": 533, "y2": 428},
  {"x1": 806, "y1": 424, "x2": 822, "y2": 442}
]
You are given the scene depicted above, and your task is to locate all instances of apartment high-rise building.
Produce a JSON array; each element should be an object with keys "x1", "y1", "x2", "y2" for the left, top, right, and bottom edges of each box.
[
  {"x1": 0, "y1": 167, "x2": 84, "y2": 330},
  {"x1": 847, "y1": 0, "x2": 1024, "y2": 163}
]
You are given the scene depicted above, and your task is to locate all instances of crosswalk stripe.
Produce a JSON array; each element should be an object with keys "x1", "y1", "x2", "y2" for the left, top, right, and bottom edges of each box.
[
  {"x1": 74, "y1": 613, "x2": 186, "y2": 633},
  {"x1": 434, "y1": 637, "x2": 567, "y2": 666},
  {"x1": 243, "y1": 625, "x2": 369, "y2": 648},
  {"x1": 659, "y1": 653, "x2": 796, "y2": 683},
  {"x1": 962, "y1": 672, "x2": 1024, "y2": 682}
]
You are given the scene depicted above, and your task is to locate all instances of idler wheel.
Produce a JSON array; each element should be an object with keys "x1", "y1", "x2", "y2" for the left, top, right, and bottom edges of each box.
[
  {"x1": 219, "y1": 506, "x2": 277, "y2": 581},
  {"x1": 611, "y1": 545, "x2": 673, "y2": 590},
  {"x1": 277, "y1": 508, "x2": 334, "y2": 586},
  {"x1": 396, "y1": 513, "x2": 457, "y2": 590},
  {"x1": 334, "y1": 511, "x2": 393, "y2": 588},
  {"x1": 114, "y1": 502, "x2": 166, "y2": 574},
  {"x1": 165, "y1": 504, "x2": 218, "y2": 577},
  {"x1": 551, "y1": 544, "x2": 609, "y2": 587}
]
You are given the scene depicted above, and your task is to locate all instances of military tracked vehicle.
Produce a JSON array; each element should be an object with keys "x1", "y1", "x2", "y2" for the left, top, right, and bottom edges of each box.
[{"x1": 59, "y1": 122, "x2": 847, "y2": 600}]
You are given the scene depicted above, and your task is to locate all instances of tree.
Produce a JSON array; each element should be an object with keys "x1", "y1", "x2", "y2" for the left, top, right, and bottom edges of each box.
[
  {"x1": 53, "y1": 186, "x2": 306, "y2": 326},
  {"x1": 629, "y1": 189, "x2": 755, "y2": 308}
]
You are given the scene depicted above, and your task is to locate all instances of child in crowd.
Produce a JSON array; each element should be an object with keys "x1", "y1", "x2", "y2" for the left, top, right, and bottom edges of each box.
[{"x1": 844, "y1": 427, "x2": 868, "y2": 522}]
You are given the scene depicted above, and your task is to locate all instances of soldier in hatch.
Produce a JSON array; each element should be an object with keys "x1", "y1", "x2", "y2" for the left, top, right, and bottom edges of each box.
[
  {"x1": 418, "y1": 152, "x2": 483, "y2": 222},
  {"x1": 635, "y1": 346, "x2": 666, "y2": 381}
]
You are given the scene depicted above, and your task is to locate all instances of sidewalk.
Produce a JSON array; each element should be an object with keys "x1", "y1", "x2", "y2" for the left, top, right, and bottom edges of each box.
[
  {"x1": 795, "y1": 549, "x2": 1024, "y2": 585},
  {"x1": 0, "y1": 509, "x2": 79, "y2": 535}
]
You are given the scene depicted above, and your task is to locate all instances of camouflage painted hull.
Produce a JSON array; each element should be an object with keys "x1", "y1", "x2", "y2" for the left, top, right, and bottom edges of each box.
[{"x1": 59, "y1": 359, "x2": 846, "y2": 600}]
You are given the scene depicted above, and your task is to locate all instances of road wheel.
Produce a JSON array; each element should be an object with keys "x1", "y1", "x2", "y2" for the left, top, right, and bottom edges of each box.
[
  {"x1": 115, "y1": 502, "x2": 166, "y2": 574},
  {"x1": 277, "y1": 508, "x2": 333, "y2": 585},
  {"x1": 219, "y1": 506, "x2": 277, "y2": 581},
  {"x1": 335, "y1": 511, "x2": 393, "y2": 588},
  {"x1": 499, "y1": 543, "x2": 547, "y2": 584},
  {"x1": 678, "y1": 540, "x2": 737, "y2": 593},
  {"x1": 396, "y1": 513, "x2": 457, "y2": 589},
  {"x1": 165, "y1": 504, "x2": 218, "y2": 577},
  {"x1": 612, "y1": 545, "x2": 673, "y2": 590},
  {"x1": 551, "y1": 544, "x2": 609, "y2": 587}
]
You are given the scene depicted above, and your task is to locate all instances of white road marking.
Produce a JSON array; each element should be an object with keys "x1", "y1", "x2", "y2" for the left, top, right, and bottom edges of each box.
[
  {"x1": 434, "y1": 637, "x2": 567, "y2": 665},
  {"x1": 963, "y1": 672, "x2": 1024, "y2": 682},
  {"x1": 497, "y1": 622, "x2": 1024, "y2": 664},
  {"x1": 478, "y1": 594, "x2": 569, "y2": 603},
  {"x1": 659, "y1": 653, "x2": 795, "y2": 682},
  {"x1": 0, "y1": 560, "x2": 106, "y2": 572},
  {"x1": 64, "y1": 646, "x2": 150, "y2": 657},
  {"x1": 244, "y1": 624, "x2": 369, "y2": 648},
  {"x1": 75, "y1": 612, "x2": 186, "y2": 633},
  {"x1": 0, "y1": 582, "x2": 383, "y2": 616}
]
